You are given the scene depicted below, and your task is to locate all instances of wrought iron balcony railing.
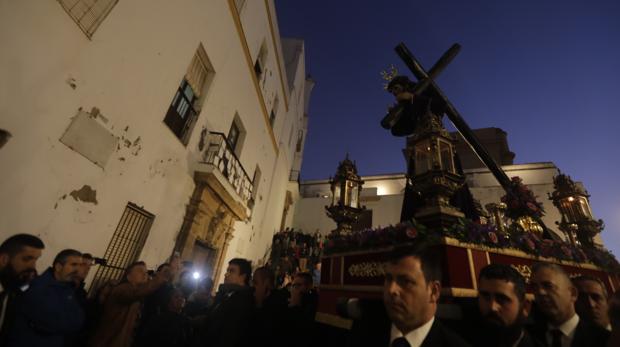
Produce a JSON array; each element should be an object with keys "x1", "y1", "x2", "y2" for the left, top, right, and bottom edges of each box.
[
  {"x1": 289, "y1": 169, "x2": 300, "y2": 182},
  {"x1": 202, "y1": 132, "x2": 253, "y2": 206}
]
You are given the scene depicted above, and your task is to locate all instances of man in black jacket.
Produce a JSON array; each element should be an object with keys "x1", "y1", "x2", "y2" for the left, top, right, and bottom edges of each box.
[
  {"x1": 9, "y1": 249, "x2": 85, "y2": 347},
  {"x1": 475, "y1": 264, "x2": 543, "y2": 347},
  {"x1": 195, "y1": 258, "x2": 255, "y2": 347},
  {"x1": 0, "y1": 234, "x2": 45, "y2": 345},
  {"x1": 573, "y1": 275, "x2": 611, "y2": 331},
  {"x1": 250, "y1": 266, "x2": 288, "y2": 347},
  {"x1": 529, "y1": 262, "x2": 609, "y2": 347},
  {"x1": 350, "y1": 245, "x2": 470, "y2": 347}
]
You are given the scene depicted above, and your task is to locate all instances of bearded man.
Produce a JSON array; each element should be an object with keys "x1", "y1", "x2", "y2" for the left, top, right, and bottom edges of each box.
[
  {"x1": 476, "y1": 264, "x2": 542, "y2": 347},
  {"x1": 0, "y1": 234, "x2": 45, "y2": 344}
]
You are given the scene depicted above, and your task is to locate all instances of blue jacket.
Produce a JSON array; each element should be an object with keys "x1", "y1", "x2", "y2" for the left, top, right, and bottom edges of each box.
[{"x1": 8, "y1": 268, "x2": 84, "y2": 347}]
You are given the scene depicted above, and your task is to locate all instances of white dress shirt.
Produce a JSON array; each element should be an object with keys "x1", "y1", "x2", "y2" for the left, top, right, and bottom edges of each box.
[
  {"x1": 389, "y1": 317, "x2": 435, "y2": 347},
  {"x1": 546, "y1": 313, "x2": 580, "y2": 347},
  {"x1": 0, "y1": 283, "x2": 9, "y2": 329}
]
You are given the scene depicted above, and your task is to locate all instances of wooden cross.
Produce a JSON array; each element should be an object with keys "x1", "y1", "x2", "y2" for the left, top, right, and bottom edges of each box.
[
  {"x1": 394, "y1": 42, "x2": 512, "y2": 192},
  {"x1": 393, "y1": 43, "x2": 553, "y2": 236}
]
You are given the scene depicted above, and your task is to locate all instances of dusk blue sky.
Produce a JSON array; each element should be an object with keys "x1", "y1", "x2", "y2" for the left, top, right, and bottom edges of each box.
[{"x1": 275, "y1": 1, "x2": 620, "y2": 254}]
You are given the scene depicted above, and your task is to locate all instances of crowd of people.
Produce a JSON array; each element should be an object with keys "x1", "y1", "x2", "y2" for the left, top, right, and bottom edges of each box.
[
  {"x1": 0, "y1": 232, "x2": 619, "y2": 347},
  {"x1": 0, "y1": 233, "x2": 318, "y2": 347},
  {"x1": 270, "y1": 228, "x2": 324, "y2": 287},
  {"x1": 346, "y1": 245, "x2": 620, "y2": 347}
]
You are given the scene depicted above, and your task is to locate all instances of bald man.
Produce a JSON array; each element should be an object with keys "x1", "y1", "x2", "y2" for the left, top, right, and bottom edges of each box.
[{"x1": 529, "y1": 263, "x2": 608, "y2": 347}]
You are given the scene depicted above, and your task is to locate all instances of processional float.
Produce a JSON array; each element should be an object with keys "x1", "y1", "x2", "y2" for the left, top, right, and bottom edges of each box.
[{"x1": 316, "y1": 43, "x2": 618, "y2": 328}]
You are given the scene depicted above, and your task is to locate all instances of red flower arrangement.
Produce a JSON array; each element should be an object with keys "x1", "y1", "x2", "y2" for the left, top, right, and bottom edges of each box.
[
  {"x1": 501, "y1": 176, "x2": 545, "y2": 220},
  {"x1": 322, "y1": 218, "x2": 620, "y2": 272},
  {"x1": 406, "y1": 227, "x2": 418, "y2": 239}
]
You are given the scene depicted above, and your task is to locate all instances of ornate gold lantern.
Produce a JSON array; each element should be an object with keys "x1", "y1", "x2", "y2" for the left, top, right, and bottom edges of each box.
[
  {"x1": 405, "y1": 111, "x2": 465, "y2": 228},
  {"x1": 325, "y1": 155, "x2": 365, "y2": 234},
  {"x1": 549, "y1": 172, "x2": 603, "y2": 248}
]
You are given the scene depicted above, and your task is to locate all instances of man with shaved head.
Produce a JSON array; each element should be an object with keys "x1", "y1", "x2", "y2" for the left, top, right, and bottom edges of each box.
[{"x1": 529, "y1": 263, "x2": 608, "y2": 347}]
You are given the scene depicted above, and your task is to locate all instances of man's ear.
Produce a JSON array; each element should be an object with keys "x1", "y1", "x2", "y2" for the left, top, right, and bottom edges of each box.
[
  {"x1": 429, "y1": 280, "x2": 442, "y2": 303},
  {"x1": 0, "y1": 254, "x2": 8, "y2": 268},
  {"x1": 569, "y1": 284, "x2": 578, "y2": 303},
  {"x1": 522, "y1": 297, "x2": 533, "y2": 318}
]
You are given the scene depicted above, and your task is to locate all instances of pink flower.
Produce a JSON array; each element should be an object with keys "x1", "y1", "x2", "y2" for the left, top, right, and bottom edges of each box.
[
  {"x1": 525, "y1": 238, "x2": 536, "y2": 250},
  {"x1": 526, "y1": 202, "x2": 538, "y2": 212},
  {"x1": 488, "y1": 232, "x2": 498, "y2": 244},
  {"x1": 406, "y1": 227, "x2": 418, "y2": 239}
]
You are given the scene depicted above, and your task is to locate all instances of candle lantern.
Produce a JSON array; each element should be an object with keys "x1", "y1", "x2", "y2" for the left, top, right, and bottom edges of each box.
[
  {"x1": 405, "y1": 110, "x2": 465, "y2": 228},
  {"x1": 325, "y1": 155, "x2": 365, "y2": 234},
  {"x1": 549, "y1": 172, "x2": 603, "y2": 248}
]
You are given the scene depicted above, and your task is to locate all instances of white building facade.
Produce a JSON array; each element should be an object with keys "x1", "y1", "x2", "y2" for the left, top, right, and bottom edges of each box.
[{"x1": 0, "y1": 0, "x2": 313, "y2": 287}]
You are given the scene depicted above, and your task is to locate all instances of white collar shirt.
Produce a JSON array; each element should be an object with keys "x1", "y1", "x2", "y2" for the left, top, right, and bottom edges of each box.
[
  {"x1": 546, "y1": 313, "x2": 580, "y2": 347},
  {"x1": 389, "y1": 316, "x2": 435, "y2": 347}
]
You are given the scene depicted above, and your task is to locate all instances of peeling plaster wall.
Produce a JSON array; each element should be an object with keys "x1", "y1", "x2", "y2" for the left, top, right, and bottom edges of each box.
[{"x1": 0, "y1": 0, "x2": 311, "y2": 274}]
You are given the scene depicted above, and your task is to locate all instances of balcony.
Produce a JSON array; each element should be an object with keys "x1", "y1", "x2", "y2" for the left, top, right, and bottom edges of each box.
[
  {"x1": 289, "y1": 169, "x2": 300, "y2": 182},
  {"x1": 198, "y1": 132, "x2": 253, "y2": 210}
]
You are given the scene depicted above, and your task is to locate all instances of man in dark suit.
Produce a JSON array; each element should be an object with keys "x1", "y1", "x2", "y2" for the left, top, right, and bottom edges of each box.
[
  {"x1": 573, "y1": 275, "x2": 611, "y2": 331},
  {"x1": 194, "y1": 258, "x2": 255, "y2": 347},
  {"x1": 350, "y1": 245, "x2": 470, "y2": 347},
  {"x1": 250, "y1": 266, "x2": 288, "y2": 347},
  {"x1": 529, "y1": 262, "x2": 609, "y2": 347},
  {"x1": 0, "y1": 234, "x2": 45, "y2": 345},
  {"x1": 474, "y1": 264, "x2": 543, "y2": 347}
]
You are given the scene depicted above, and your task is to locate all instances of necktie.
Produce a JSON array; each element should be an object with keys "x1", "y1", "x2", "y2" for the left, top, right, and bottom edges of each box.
[
  {"x1": 550, "y1": 329, "x2": 563, "y2": 347},
  {"x1": 392, "y1": 337, "x2": 411, "y2": 347}
]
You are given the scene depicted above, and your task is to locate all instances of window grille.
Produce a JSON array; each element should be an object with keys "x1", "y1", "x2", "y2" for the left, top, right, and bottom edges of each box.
[
  {"x1": 88, "y1": 203, "x2": 155, "y2": 294},
  {"x1": 57, "y1": 0, "x2": 119, "y2": 38}
]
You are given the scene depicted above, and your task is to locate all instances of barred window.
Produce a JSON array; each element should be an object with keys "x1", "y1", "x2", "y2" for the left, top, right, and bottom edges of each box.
[
  {"x1": 57, "y1": 0, "x2": 119, "y2": 38},
  {"x1": 88, "y1": 203, "x2": 155, "y2": 294}
]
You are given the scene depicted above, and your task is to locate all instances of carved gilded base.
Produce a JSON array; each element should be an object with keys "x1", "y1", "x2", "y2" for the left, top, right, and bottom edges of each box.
[{"x1": 414, "y1": 205, "x2": 465, "y2": 229}]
